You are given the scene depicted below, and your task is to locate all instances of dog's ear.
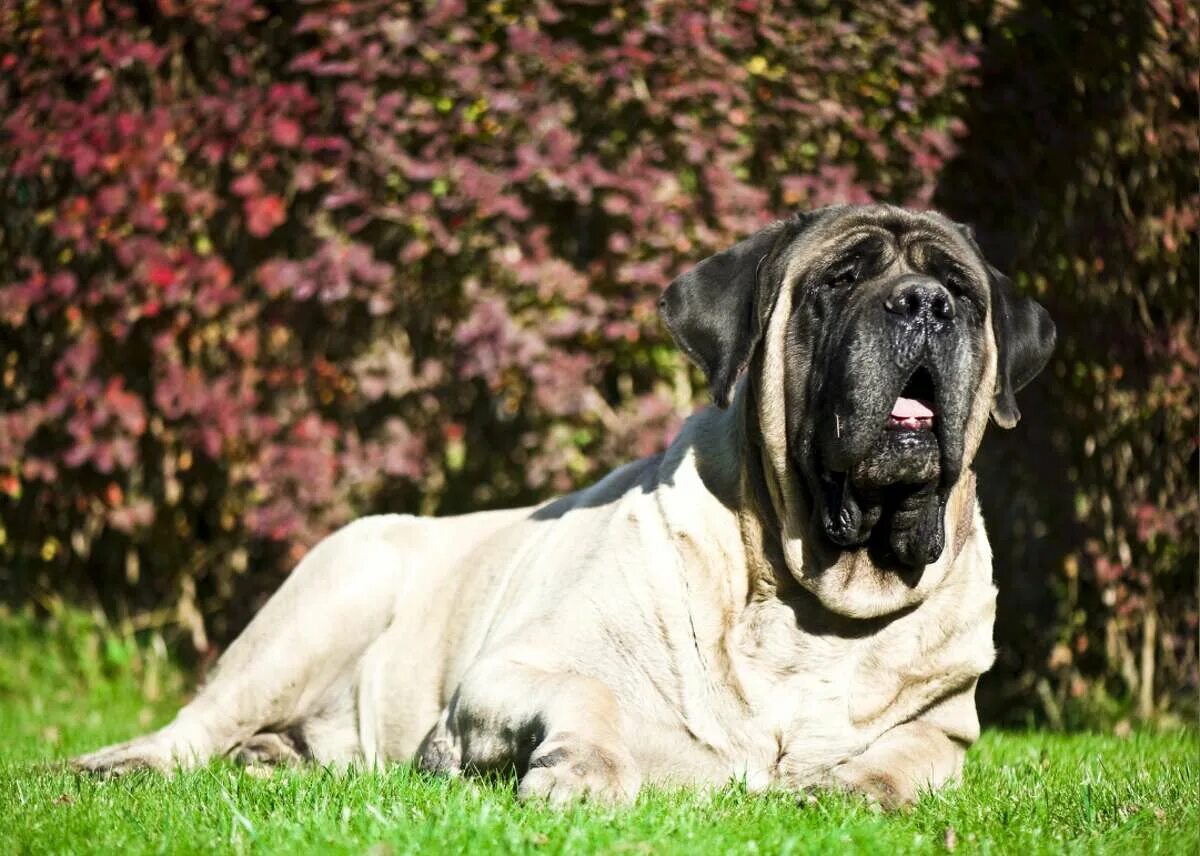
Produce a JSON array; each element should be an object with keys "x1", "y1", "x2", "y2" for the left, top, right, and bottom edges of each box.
[
  {"x1": 986, "y1": 264, "x2": 1056, "y2": 428},
  {"x1": 659, "y1": 215, "x2": 811, "y2": 408}
]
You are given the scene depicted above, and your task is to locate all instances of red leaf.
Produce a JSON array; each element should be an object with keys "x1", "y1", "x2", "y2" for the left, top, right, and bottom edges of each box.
[
  {"x1": 0, "y1": 474, "x2": 19, "y2": 498},
  {"x1": 231, "y1": 173, "x2": 263, "y2": 197},
  {"x1": 96, "y1": 184, "x2": 128, "y2": 215},
  {"x1": 245, "y1": 194, "x2": 287, "y2": 237},
  {"x1": 104, "y1": 482, "x2": 124, "y2": 506},
  {"x1": 270, "y1": 116, "x2": 302, "y2": 148},
  {"x1": 147, "y1": 263, "x2": 176, "y2": 287}
]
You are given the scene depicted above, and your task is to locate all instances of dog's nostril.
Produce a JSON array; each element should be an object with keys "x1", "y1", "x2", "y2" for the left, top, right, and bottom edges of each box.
[
  {"x1": 932, "y1": 293, "x2": 954, "y2": 320},
  {"x1": 885, "y1": 286, "x2": 923, "y2": 318}
]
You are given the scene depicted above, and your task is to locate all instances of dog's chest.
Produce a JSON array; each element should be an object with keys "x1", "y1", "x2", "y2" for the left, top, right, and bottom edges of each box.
[
  {"x1": 718, "y1": 610, "x2": 871, "y2": 785},
  {"x1": 680, "y1": 586, "x2": 991, "y2": 789}
]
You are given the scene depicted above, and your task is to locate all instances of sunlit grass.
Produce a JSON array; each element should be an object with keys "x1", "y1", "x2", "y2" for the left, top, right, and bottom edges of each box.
[{"x1": 1, "y1": 607, "x2": 1195, "y2": 854}]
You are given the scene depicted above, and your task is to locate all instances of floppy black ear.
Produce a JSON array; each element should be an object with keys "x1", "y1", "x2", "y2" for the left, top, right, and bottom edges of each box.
[
  {"x1": 658, "y1": 216, "x2": 809, "y2": 408},
  {"x1": 987, "y1": 265, "x2": 1056, "y2": 428}
]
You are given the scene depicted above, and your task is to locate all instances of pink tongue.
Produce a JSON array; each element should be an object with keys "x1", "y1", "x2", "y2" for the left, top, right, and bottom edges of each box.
[{"x1": 891, "y1": 397, "x2": 935, "y2": 419}]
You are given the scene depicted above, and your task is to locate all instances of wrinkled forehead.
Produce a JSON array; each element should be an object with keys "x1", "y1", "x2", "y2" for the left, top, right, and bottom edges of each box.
[{"x1": 780, "y1": 205, "x2": 984, "y2": 277}]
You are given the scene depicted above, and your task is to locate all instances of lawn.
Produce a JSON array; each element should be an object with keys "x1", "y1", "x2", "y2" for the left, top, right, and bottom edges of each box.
[{"x1": 1, "y1": 607, "x2": 1196, "y2": 855}]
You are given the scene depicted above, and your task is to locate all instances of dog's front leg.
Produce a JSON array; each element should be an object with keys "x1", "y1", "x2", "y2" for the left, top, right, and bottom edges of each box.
[
  {"x1": 418, "y1": 651, "x2": 642, "y2": 806},
  {"x1": 830, "y1": 719, "x2": 966, "y2": 809},
  {"x1": 832, "y1": 682, "x2": 980, "y2": 809}
]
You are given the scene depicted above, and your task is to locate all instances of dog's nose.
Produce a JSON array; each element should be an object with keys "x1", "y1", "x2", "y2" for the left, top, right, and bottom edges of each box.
[{"x1": 884, "y1": 276, "x2": 955, "y2": 322}]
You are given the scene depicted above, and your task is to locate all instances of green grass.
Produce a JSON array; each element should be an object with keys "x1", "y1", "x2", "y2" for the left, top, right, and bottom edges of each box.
[{"x1": 1, "y1": 607, "x2": 1196, "y2": 854}]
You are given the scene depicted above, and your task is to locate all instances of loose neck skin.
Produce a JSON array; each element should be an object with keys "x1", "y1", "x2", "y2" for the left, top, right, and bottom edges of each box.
[
  {"x1": 655, "y1": 373, "x2": 978, "y2": 633},
  {"x1": 727, "y1": 374, "x2": 979, "y2": 622}
]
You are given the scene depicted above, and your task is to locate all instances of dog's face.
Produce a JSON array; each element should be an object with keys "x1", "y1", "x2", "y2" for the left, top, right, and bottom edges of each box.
[{"x1": 661, "y1": 205, "x2": 1055, "y2": 572}]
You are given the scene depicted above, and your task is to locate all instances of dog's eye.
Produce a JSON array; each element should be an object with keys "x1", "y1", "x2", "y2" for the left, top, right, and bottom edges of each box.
[
  {"x1": 826, "y1": 264, "x2": 861, "y2": 289},
  {"x1": 940, "y1": 264, "x2": 980, "y2": 295},
  {"x1": 943, "y1": 271, "x2": 967, "y2": 292},
  {"x1": 941, "y1": 270, "x2": 986, "y2": 318}
]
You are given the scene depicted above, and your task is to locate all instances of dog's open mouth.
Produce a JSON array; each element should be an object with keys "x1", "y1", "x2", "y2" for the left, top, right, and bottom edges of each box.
[{"x1": 887, "y1": 366, "x2": 936, "y2": 432}]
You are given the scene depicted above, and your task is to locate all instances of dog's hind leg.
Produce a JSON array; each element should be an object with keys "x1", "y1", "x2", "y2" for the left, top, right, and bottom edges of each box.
[
  {"x1": 73, "y1": 515, "x2": 415, "y2": 776},
  {"x1": 418, "y1": 649, "x2": 643, "y2": 805}
]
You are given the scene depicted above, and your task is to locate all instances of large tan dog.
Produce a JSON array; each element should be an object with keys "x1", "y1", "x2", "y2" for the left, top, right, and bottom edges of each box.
[{"x1": 75, "y1": 204, "x2": 1055, "y2": 808}]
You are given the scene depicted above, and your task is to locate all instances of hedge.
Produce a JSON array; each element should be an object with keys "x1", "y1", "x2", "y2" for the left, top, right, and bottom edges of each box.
[{"x1": 1, "y1": 0, "x2": 1194, "y2": 724}]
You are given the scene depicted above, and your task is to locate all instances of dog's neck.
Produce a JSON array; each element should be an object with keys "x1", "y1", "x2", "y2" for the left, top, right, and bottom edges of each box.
[{"x1": 732, "y1": 379, "x2": 979, "y2": 621}]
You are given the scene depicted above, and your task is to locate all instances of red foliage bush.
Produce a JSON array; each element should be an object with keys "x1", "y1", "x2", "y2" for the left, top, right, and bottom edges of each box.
[
  {"x1": 0, "y1": 1, "x2": 1193, "y2": 721},
  {"x1": 0, "y1": 0, "x2": 977, "y2": 631}
]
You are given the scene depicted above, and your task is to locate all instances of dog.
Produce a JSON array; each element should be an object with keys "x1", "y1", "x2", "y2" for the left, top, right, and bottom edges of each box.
[{"x1": 74, "y1": 204, "x2": 1055, "y2": 808}]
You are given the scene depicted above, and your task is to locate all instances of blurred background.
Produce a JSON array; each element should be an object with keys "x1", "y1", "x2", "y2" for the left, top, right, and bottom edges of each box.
[{"x1": 0, "y1": 0, "x2": 1195, "y2": 729}]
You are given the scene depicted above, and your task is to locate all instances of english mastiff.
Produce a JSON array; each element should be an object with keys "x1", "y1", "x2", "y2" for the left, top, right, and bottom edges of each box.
[{"x1": 75, "y1": 204, "x2": 1055, "y2": 808}]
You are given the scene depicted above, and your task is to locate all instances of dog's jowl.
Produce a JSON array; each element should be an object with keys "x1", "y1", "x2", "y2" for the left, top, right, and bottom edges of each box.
[{"x1": 74, "y1": 205, "x2": 1055, "y2": 809}]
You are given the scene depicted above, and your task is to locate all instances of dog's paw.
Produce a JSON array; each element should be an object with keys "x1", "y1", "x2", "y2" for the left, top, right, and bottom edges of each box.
[
  {"x1": 518, "y1": 734, "x2": 641, "y2": 806},
  {"x1": 230, "y1": 732, "x2": 304, "y2": 767},
  {"x1": 829, "y1": 762, "x2": 918, "y2": 810},
  {"x1": 72, "y1": 733, "x2": 179, "y2": 777},
  {"x1": 415, "y1": 726, "x2": 462, "y2": 776}
]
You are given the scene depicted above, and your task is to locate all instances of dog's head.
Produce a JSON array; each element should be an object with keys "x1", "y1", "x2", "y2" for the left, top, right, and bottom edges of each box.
[{"x1": 660, "y1": 205, "x2": 1054, "y2": 608}]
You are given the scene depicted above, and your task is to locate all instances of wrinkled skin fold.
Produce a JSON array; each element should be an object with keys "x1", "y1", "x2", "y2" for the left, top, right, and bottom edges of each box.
[{"x1": 72, "y1": 205, "x2": 1055, "y2": 810}]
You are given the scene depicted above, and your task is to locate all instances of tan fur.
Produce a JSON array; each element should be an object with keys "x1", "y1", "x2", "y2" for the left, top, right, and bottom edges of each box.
[{"x1": 74, "y1": 207, "x2": 1003, "y2": 809}]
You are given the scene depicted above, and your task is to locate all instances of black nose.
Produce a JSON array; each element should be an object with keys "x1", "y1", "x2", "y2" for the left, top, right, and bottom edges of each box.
[{"x1": 884, "y1": 276, "x2": 955, "y2": 321}]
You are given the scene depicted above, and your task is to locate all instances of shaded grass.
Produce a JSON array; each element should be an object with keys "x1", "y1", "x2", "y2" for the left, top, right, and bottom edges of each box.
[{"x1": 1, "y1": 608, "x2": 1196, "y2": 854}]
